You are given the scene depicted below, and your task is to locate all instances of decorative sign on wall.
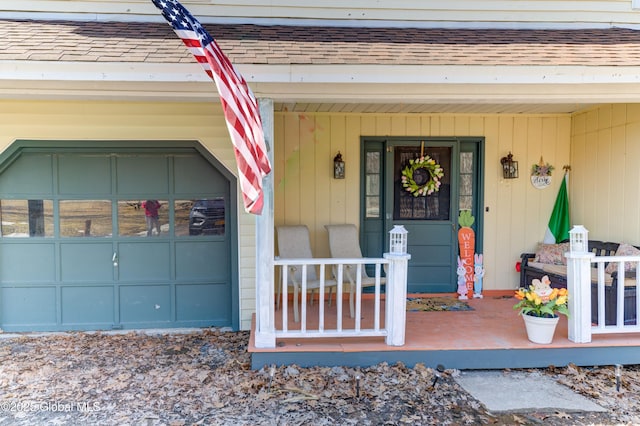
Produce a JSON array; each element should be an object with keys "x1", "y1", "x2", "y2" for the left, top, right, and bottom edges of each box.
[{"x1": 530, "y1": 157, "x2": 554, "y2": 189}]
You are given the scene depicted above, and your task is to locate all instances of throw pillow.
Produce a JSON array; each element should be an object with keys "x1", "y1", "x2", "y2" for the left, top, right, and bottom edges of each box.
[
  {"x1": 605, "y1": 243, "x2": 640, "y2": 274},
  {"x1": 534, "y1": 242, "x2": 570, "y2": 265}
]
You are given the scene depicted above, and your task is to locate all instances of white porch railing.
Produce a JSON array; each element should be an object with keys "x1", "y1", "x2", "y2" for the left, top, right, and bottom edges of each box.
[
  {"x1": 254, "y1": 253, "x2": 410, "y2": 348},
  {"x1": 566, "y1": 239, "x2": 640, "y2": 343}
]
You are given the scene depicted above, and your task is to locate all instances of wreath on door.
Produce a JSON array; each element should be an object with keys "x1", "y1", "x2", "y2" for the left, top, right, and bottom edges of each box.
[{"x1": 401, "y1": 155, "x2": 444, "y2": 197}]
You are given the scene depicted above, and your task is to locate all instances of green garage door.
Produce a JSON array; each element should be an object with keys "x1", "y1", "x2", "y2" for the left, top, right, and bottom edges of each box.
[{"x1": 0, "y1": 144, "x2": 237, "y2": 331}]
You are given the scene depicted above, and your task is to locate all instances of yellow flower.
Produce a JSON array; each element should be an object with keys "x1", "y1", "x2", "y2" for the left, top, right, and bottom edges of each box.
[{"x1": 514, "y1": 276, "x2": 570, "y2": 318}]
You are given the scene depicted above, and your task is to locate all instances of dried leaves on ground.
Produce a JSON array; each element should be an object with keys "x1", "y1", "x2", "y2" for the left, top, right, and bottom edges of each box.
[{"x1": 0, "y1": 330, "x2": 636, "y2": 425}]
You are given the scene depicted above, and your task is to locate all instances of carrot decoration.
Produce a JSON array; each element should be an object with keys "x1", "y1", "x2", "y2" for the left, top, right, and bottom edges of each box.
[{"x1": 458, "y1": 210, "x2": 475, "y2": 299}]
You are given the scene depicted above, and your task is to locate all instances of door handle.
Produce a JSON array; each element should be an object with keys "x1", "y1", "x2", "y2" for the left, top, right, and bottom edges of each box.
[{"x1": 112, "y1": 252, "x2": 118, "y2": 267}]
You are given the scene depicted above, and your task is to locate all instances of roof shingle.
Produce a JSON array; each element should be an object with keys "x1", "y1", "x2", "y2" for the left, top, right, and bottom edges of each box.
[{"x1": 3, "y1": 19, "x2": 640, "y2": 66}]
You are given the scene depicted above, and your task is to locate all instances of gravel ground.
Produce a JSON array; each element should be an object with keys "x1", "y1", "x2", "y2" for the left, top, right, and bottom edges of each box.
[{"x1": 0, "y1": 329, "x2": 638, "y2": 425}]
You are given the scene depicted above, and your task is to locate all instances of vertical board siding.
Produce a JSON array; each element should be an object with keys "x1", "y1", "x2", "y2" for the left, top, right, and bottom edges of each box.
[
  {"x1": 626, "y1": 121, "x2": 640, "y2": 239},
  {"x1": 275, "y1": 112, "x2": 571, "y2": 291},
  {"x1": 571, "y1": 104, "x2": 640, "y2": 246}
]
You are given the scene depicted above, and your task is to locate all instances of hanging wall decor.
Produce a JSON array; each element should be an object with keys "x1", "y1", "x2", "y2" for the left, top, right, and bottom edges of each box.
[{"x1": 530, "y1": 156, "x2": 554, "y2": 189}]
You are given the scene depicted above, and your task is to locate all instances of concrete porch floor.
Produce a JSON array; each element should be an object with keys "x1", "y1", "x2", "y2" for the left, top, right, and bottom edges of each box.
[{"x1": 249, "y1": 292, "x2": 640, "y2": 370}]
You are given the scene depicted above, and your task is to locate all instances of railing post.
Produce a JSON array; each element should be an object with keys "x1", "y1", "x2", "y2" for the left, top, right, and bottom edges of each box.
[
  {"x1": 566, "y1": 250, "x2": 595, "y2": 343},
  {"x1": 384, "y1": 252, "x2": 411, "y2": 346}
]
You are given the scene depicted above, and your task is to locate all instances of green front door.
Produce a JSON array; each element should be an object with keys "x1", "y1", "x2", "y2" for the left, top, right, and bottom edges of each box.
[
  {"x1": 362, "y1": 138, "x2": 483, "y2": 293},
  {"x1": 0, "y1": 143, "x2": 237, "y2": 331}
]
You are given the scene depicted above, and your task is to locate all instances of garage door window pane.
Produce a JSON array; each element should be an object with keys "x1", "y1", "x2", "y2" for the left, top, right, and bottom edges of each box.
[
  {"x1": 118, "y1": 200, "x2": 168, "y2": 237},
  {"x1": 60, "y1": 200, "x2": 112, "y2": 237},
  {"x1": 0, "y1": 199, "x2": 53, "y2": 237},
  {"x1": 175, "y1": 198, "x2": 225, "y2": 237}
]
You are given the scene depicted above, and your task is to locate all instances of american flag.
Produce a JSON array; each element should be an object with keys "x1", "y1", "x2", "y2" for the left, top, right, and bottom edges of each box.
[{"x1": 151, "y1": 0, "x2": 271, "y2": 215}]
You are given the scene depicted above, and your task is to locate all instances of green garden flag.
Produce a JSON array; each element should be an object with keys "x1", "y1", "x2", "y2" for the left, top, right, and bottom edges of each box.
[{"x1": 543, "y1": 172, "x2": 570, "y2": 243}]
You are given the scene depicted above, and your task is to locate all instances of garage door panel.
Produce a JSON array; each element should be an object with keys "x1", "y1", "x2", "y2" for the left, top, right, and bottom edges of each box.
[
  {"x1": 174, "y1": 155, "x2": 227, "y2": 194},
  {"x1": 119, "y1": 285, "x2": 171, "y2": 324},
  {"x1": 0, "y1": 147, "x2": 235, "y2": 331},
  {"x1": 1, "y1": 287, "x2": 57, "y2": 327},
  {"x1": 0, "y1": 244, "x2": 55, "y2": 282},
  {"x1": 0, "y1": 154, "x2": 53, "y2": 194},
  {"x1": 116, "y1": 156, "x2": 169, "y2": 194},
  {"x1": 117, "y1": 242, "x2": 171, "y2": 281},
  {"x1": 58, "y1": 155, "x2": 112, "y2": 195},
  {"x1": 61, "y1": 243, "x2": 114, "y2": 282},
  {"x1": 175, "y1": 241, "x2": 228, "y2": 280},
  {"x1": 176, "y1": 283, "x2": 230, "y2": 323},
  {"x1": 61, "y1": 286, "x2": 114, "y2": 326}
]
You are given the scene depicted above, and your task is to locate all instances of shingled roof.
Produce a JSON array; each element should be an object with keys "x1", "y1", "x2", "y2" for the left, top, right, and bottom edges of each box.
[{"x1": 2, "y1": 19, "x2": 640, "y2": 66}]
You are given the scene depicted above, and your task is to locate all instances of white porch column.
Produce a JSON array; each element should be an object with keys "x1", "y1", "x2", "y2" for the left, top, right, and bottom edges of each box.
[
  {"x1": 384, "y1": 252, "x2": 411, "y2": 346},
  {"x1": 566, "y1": 250, "x2": 594, "y2": 343},
  {"x1": 254, "y1": 98, "x2": 276, "y2": 348}
]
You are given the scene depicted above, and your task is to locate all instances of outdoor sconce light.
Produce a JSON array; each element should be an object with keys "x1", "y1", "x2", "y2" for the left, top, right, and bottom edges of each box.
[
  {"x1": 333, "y1": 151, "x2": 345, "y2": 179},
  {"x1": 500, "y1": 152, "x2": 518, "y2": 179},
  {"x1": 569, "y1": 225, "x2": 588, "y2": 253},
  {"x1": 389, "y1": 225, "x2": 408, "y2": 255}
]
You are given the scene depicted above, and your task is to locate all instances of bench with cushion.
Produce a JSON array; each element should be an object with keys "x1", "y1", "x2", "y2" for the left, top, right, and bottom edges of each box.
[{"x1": 520, "y1": 240, "x2": 638, "y2": 325}]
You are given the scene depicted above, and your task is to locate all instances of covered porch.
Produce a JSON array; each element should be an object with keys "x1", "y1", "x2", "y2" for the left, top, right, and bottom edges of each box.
[{"x1": 249, "y1": 292, "x2": 640, "y2": 370}]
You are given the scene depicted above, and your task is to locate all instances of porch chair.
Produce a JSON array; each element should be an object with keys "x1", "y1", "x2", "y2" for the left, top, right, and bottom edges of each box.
[
  {"x1": 325, "y1": 224, "x2": 386, "y2": 318},
  {"x1": 276, "y1": 225, "x2": 336, "y2": 322}
]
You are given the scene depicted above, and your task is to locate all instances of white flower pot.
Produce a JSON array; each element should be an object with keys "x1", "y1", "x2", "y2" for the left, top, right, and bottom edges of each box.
[{"x1": 522, "y1": 314, "x2": 559, "y2": 344}]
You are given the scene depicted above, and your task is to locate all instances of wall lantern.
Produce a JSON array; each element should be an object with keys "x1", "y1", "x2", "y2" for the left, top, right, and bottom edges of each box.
[
  {"x1": 500, "y1": 152, "x2": 518, "y2": 179},
  {"x1": 569, "y1": 225, "x2": 588, "y2": 254},
  {"x1": 389, "y1": 225, "x2": 408, "y2": 255},
  {"x1": 333, "y1": 151, "x2": 345, "y2": 179}
]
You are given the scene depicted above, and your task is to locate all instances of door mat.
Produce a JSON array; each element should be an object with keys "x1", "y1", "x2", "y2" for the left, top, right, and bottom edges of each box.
[{"x1": 406, "y1": 297, "x2": 474, "y2": 312}]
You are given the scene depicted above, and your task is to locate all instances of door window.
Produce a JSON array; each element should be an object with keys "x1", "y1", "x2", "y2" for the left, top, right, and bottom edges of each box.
[
  {"x1": 0, "y1": 199, "x2": 54, "y2": 237},
  {"x1": 394, "y1": 146, "x2": 451, "y2": 221},
  {"x1": 459, "y1": 152, "x2": 474, "y2": 210},
  {"x1": 174, "y1": 198, "x2": 226, "y2": 237},
  {"x1": 365, "y1": 151, "x2": 381, "y2": 218},
  {"x1": 118, "y1": 200, "x2": 169, "y2": 237},
  {"x1": 59, "y1": 200, "x2": 112, "y2": 237}
]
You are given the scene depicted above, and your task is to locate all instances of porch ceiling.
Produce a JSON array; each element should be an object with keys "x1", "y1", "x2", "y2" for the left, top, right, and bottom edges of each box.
[{"x1": 273, "y1": 101, "x2": 590, "y2": 114}]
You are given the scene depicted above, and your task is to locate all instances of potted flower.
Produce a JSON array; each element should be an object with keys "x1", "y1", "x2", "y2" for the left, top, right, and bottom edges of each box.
[{"x1": 513, "y1": 275, "x2": 569, "y2": 344}]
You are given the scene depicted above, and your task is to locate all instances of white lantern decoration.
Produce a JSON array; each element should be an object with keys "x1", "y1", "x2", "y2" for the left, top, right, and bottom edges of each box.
[
  {"x1": 569, "y1": 225, "x2": 588, "y2": 253},
  {"x1": 389, "y1": 225, "x2": 408, "y2": 255}
]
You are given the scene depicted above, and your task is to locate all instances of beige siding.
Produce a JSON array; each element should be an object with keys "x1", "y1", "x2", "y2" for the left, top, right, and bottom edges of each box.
[
  {"x1": 0, "y1": 99, "x2": 258, "y2": 330},
  {"x1": 572, "y1": 104, "x2": 640, "y2": 245},
  {"x1": 274, "y1": 112, "x2": 571, "y2": 292},
  {"x1": 7, "y1": 1, "x2": 640, "y2": 26}
]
